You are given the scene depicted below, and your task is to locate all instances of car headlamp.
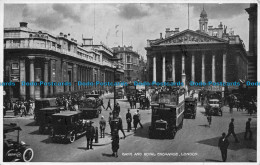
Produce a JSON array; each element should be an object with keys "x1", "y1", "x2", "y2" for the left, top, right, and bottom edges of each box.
[{"x1": 20, "y1": 141, "x2": 26, "y2": 145}]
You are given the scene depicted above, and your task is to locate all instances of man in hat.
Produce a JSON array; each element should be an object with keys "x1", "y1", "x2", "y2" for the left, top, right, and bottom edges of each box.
[
  {"x1": 99, "y1": 116, "x2": 106, "y2": 138},
  {"x1": 126, "y1": 108, "x2": 132, "y2": 132},
  {"x1": 218, "y1": 132, "x2": 229, "y2": 162},
  {"x1": 111, "y1": 111, "x2": 126, "y2": 157},
  {"x1": 85, "y1": 120, "x2": 95, "y2": 150},
  {"x1": 226, "y1": 118, "x2": 239, "y2": 143},
  {"x1": 244, "y1": 118, "x2": 253, "y2": 140},
  {"x1": 136, "y1": 110, "x2": 143, "y2": 128}
]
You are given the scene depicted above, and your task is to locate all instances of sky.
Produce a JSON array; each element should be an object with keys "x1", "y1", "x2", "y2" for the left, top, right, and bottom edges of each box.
[{"x1": 4, "y1": 3, "x2": 252, "y2": 59}]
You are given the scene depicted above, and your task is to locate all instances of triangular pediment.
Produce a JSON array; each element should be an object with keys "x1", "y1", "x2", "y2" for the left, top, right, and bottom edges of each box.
[{"x1": 153, "y1": 29, "x2": 227, "y2": 46}]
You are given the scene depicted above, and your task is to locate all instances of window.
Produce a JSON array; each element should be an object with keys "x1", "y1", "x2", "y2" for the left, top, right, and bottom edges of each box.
[
  {"x1": 127, "y1": 56, "x2": 131, "y2": 63},
  {"x1": 12, "y1": 63, "x2": 19, "y2": 69}
]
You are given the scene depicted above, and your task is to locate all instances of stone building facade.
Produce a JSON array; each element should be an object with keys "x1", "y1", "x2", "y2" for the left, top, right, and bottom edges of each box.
[
  {"x1": 146, "y1": 8, "x2": 248, "y2": 86},
  {"x1": 4, "y1": 22, "x2": 122, "y2": 99},
  {"x1": 112, "y1": 46, "x2": 141, "y2": 82}
]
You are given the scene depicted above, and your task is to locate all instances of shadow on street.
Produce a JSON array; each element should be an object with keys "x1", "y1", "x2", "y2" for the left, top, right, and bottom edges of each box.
[{"x1": 197, "y1": 128, "x2": 257, "y2": 151}]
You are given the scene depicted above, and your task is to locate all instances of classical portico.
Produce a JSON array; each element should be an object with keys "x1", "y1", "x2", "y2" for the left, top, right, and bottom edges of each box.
[
  {"x1": 146, "y1": 8, "x2": 248, "y2": 85},
  {"x1": 147, "y1": 29, "x2": 228, "y2": 83}
]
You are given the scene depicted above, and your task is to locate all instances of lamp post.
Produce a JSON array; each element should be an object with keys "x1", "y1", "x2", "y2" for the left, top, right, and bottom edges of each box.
[
  {"x1": 144, "y1": 68, "x2": 147, "y2": 98},
  {"x1": 111, "y1": 58, "x2": 122, "y2": 110}
]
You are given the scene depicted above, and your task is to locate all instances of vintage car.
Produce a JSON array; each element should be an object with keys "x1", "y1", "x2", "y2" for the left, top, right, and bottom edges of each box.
[
  {"x1": 34, "y1": 98, "x2": 64, "y2": 124},
  {"x1": 50, "y1": 111, "x2": 87, "y2": 143},
  {"x1": 79, "y1": 95, "x2": 101, "y2": 119},
  {"x1": 4, "y1": 123, "x2": 34, "y2": 162},
  {"x1": 205, "y1": 99, "x2": 222, "y2": 116},
  {"x1": 184, "y1": 97, "x2": 197, "y2": 119},
  {"x1": 38, "y1": 108, "x2": 61, "y2": 134}
]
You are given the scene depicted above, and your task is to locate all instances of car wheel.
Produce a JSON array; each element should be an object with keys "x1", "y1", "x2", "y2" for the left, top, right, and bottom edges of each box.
[
  {"x1": 69, "y1": 133, "x2": 76, "y2": 143},
  {"x1": 22, "y1": 148, "x2": 34, "y2": 162}
]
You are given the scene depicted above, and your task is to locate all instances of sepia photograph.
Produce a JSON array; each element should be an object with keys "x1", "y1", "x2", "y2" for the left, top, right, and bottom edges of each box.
[{"x1": 2, "y1": 0, "x2": 258, "y2": 163}]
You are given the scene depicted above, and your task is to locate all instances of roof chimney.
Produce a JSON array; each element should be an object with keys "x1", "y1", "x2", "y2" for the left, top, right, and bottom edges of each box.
[
  {"x1": 175, "y1": 28, "x2": 179, "y2": 32},
  {"x1": 64, "y1": 34, "x2": 67, "y2": 38},
  {"x1": 60, "y1": 32, "x2": 63, "y2": 36},
  {"x1": 160, "y1": 33, "x2": 163, "y2": 39},
  {"x1": 20, "y1": 22, "x2": 28, "y2": 28}
]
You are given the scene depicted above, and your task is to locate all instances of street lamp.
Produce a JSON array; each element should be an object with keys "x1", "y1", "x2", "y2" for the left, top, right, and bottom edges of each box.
[{"x1": 111, "y1": 58, "x2": 122, "y2": 110}]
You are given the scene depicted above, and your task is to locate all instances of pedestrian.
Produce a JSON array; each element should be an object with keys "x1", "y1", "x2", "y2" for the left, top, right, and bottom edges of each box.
[
  {"x1": 106, "y1": 99, "x2": 112, "y2": 111},
  {"x1": 244, "y1": 118, "x2": 253, "y2": 140},
  {"x1": 133, "y1": 97, "x2": 136, "y2": 109},
  {"x1": 129, "y1": 97, "x2": 133, "y2": 109},
  {"x1": 20, "y1": 102, "x2": 27, "y2": 117},
  {"x1": 28, "y1": 101, "x2": 34, "y2": 116},
  {"x1": 139, "y1": 97, "x2": 142, "y2": 109},
  {"x1": 110, "y1": 111, "x2": 126, "y2": 157},
  {"x1": 207, "y1": 110, "x2": 212, "y2": 127},
  {"x1": 116, "y1": 103, "x2": 120, "y2": 113},
  {"x1": 99, "y1": 116, "x2": 106, "y2": 138},
  {"x1": 226, "y1": 118, "x2": 239, "y2": 143},
  {"x1": 142, "y1": 97, "x2": 146, "y2": 109},
  {"x1": 85, "y1": 120, "x2": 95, "y2": 150},
  {"x1": 229, "y1": 95, "x2": 234, "y2": 114},
  {"x1": 100, "y1": 98, "x2": 105, "y2": 109},
  {"x1": 108, "y1": 112, "x2": 113, "y2": 133},
  {"x1": 133, "y1": 112, "x2": 139, "y2": 131},
  {"x1": 136, "y1": 110, "x2": 143, "y2": 128},
  {"x1": 218, "y1": 132, "x2": 229, "y2": 162},
  {"x1": 126, "y1": 109, "x2": 132, "y2": 132}
]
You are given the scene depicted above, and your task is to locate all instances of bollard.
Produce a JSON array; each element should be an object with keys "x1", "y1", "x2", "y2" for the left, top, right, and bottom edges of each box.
[{"x1": 95, "y1": 127, "x2": 98, "y2": 143}]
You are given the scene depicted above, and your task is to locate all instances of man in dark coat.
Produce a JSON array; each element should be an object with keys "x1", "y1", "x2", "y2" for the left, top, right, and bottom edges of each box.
[
  {"x1": 111, "y1": 112, "x2": 126, "y2": 157},
  {"x1": 218, "y1": 132, "x2": 229, "y2": 162},
  {"x1": 226, "y1": 118, "x2": 239, "y2": 143},
  {"x1": 99, "y1": 116, "x2": 106, "y2": 138},
  {"x1": 126, "y1": 109, "x2": 132, "y2": 132},
  {"x1": 244, "y1": 118, "x2": 253, "y2": 140},
  {"x1": 85, "y1": 120, "x2": 95, "y2": 150}
]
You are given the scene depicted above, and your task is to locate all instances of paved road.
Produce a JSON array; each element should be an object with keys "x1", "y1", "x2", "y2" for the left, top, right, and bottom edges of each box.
[{"x1": 4, "y1": 93, "x2": 257, "y2": 162}]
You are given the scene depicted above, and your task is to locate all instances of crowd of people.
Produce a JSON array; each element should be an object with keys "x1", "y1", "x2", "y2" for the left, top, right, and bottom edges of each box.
[{"x1": 128, "y1": 95, "x2": 150, "y2": 110}]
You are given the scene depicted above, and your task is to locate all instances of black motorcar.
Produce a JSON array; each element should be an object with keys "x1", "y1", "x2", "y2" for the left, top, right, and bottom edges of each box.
[
  {"x1": 50, "y1": 111, "x2": 87, "y2": 143},
  {"x1": 38, "y1": 108, "x2": 61, "y2": 134},
  {"x1": 184, "y1": 97, "x2": 197, "y2": 119},
  {"x1": 4, "y1": 123, "x2": 34, "y2": 162},
  {"x1": 34, "y1": 98, "x2": 64, "y2": 124}
]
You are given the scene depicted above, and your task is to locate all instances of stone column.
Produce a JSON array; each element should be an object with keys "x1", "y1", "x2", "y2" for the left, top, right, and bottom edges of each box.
[
  {"x1": 153, "y1": 56, "x2": 156, "y2": 82},
  {"x1": 29, "y1": 57, "x2": 35, "y2": 99},
  {"x1": 162, "y1": 55, "x2": 166, "y2": 82},
  {"x1": 202, "y1": 52, "x2": 205, "y2": 82},
  {"x1": 212, "y1": 52, "x2": 216, "y2": 82},
  {"x1": 19, "y1": 59, "x2": 26, "y2": 100},
  {"x1": 182, "y1": 54, "x2": 185, "y2": 74},
  {"x1": 49, "y1": 59, "x2": 56, "y2": 96},
  {"x1": 223, "y1": 51, "x2": 227, "y2": 82},
  {"x1": 73, "y1": 64, "x2": 77, "y2": 91},
  {"x1": 43, "y1": 58, "x2": 49, "y2": 98},
  {"x1": 172, "y1": 54, "x2": 175, "y2": 82},
  {"x1": 62, "y1": 61, "x2": 68, "y2": 92},
  {"x1": 191, "y1": 52, "x2": 195, "y2": 82}
]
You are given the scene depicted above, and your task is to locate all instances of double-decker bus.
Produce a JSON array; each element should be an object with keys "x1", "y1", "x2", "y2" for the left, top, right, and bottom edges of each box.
[{"x1": 149, "y1": 87, "x2": 185, "y2": 139}]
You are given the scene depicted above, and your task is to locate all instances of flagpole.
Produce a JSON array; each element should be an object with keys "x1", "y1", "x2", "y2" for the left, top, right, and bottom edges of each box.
[
  {"x1": 122, "y1": 29, "x2": 123, "y2": 47},
  {"x1": 188, "y1": 3, "x2": 190, "y2": 29}
]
